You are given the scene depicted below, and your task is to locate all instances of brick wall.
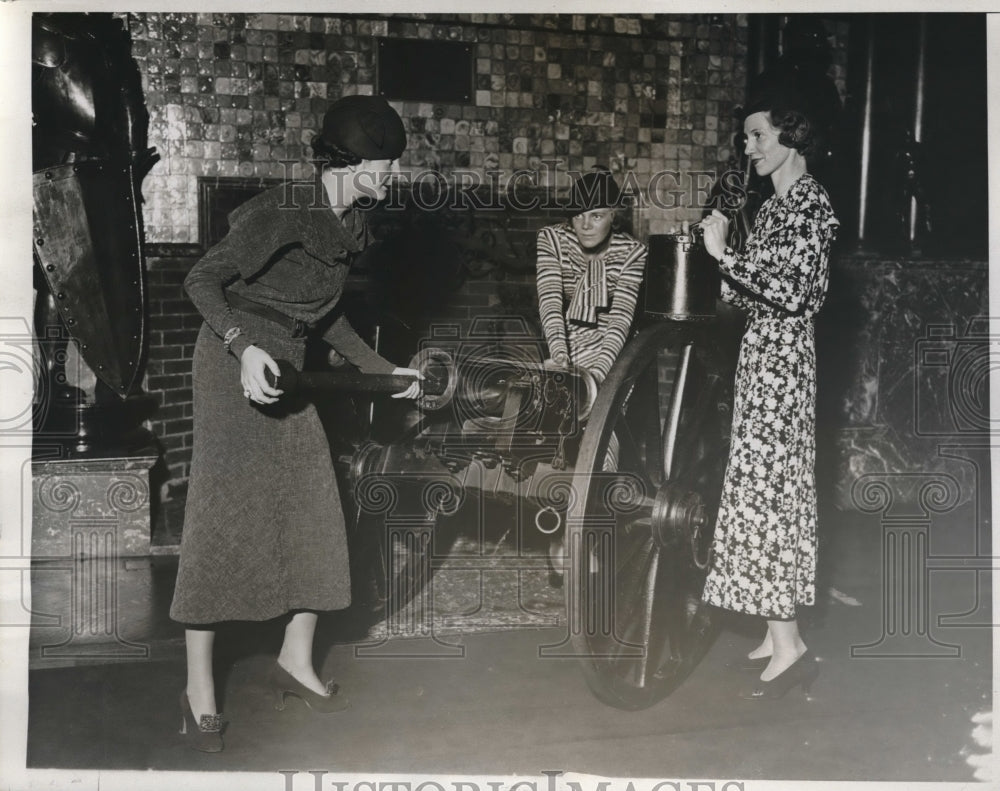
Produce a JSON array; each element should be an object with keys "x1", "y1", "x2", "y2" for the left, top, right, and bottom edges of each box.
[{"x1": 144, "y1": 253, "x2": 199, "y2": 543}]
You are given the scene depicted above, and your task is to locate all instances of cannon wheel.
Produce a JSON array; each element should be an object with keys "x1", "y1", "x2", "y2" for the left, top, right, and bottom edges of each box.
[{"x1": 566, "y1": 321, "x2": 732, "y2": 710}]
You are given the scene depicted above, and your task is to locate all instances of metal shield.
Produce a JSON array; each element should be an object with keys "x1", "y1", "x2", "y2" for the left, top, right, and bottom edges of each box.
[{"x1": 32, "y1": 160, "x2": 146, "y2": 398}]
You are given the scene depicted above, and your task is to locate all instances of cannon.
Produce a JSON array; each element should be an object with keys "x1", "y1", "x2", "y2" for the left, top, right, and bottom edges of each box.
[{"x1": 279, "y1": 231, "x2": 736, "y2": 710}]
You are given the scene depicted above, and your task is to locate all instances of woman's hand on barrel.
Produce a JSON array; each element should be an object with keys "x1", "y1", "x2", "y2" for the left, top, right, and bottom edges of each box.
[
  {"x1": 701, "y1": 209, "x2": 730, "y2": 261},
  {"x1": 240, "y1": 345, "x2": 283, "y2": 404},
  {"x1": 391, "y1": 366, "x2": 424, "y2": 399}
]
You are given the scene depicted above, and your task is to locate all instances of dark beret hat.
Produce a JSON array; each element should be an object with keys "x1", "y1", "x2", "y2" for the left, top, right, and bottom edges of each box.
[
  {"x1": 320, "y1": 95, "x2": 407, "y2": 160},
  {"x1": 567, "y1": 168, "x2": 623, "y2": 215}
]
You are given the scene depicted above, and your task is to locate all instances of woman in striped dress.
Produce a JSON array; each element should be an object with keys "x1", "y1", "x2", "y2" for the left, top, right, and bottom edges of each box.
[
  {"x1": 535, "y1": 169, "x2": 647, "y2": 584},
  {"x1": 536, "y1": 169, "x2": 647, "y2": 384}
]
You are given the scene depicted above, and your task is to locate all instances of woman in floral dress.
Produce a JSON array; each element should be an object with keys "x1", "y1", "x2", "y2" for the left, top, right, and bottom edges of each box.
[{"x1": 700, "y1": 89, "x2": 839, "y2": 699}]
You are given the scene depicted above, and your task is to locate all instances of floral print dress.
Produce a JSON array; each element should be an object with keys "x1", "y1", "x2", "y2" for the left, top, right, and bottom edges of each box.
[{"x1": 701, "y1": 173, "x2": 839, "y2": 619}]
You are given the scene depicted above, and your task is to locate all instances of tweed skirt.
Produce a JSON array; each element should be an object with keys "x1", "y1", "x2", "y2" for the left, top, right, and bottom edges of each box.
[{"x1": 170, "y1": 308, "x2": 351, "y2": 624}]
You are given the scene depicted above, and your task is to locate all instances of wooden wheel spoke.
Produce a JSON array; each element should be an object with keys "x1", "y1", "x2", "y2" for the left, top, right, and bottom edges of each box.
[
  {"x1": 612, "y1": 420, "x2": 656, "y2": 491},
  {"x1": 617, "y1": 545, "x2": 663, "y2": 686},
  {"x1": 578, "y1": 541, "x2": 653, "y2": 669},
  {"x1": 613, "y1": 516, "x2": 654, "y2": 571},
  {"x1": 606, "y1": 547, "x2": 688, "y2": 688},
  {"x1": 633, "y1": 362, "x2": 666, "y2": 485},
  {"x1": 669, "y1": 373, "x2": 722, "y2": 481},
  {"x1": 661, "y1": 344, "x2": 692, "y2": 481},
  {"x1": 568, "y1": 325, "x2": 728, "y2": 709},
  {"x1": 611, "y1": 523, "x2": 654, "y2": 584},
  {"x1": 609, "y1": 363, "x2": 663, "y2": 486}
]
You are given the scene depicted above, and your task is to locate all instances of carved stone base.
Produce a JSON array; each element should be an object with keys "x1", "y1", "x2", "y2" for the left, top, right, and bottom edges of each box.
[{"x1": 30, "y1": 455, "x2": 158, "y2": 666}]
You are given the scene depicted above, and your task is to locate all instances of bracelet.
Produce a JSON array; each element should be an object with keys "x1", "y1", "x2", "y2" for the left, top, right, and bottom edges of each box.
[{"x1": 223, "y1": 326, "x2": 242, "y2": 352}]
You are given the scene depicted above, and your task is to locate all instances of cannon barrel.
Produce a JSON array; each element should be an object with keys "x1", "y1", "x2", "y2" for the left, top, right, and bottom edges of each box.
[
  {"x1": 265, "y1": 347, "x2": 598, "y2": 421},
  {"x1": 266, "y1": 360, "x2": 447, "y2": 396}
]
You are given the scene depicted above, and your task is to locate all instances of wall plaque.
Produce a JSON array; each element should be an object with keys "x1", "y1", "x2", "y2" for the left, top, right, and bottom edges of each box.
[{"x1": 376, "y1": 38, "x2": 473, "y2": 104}]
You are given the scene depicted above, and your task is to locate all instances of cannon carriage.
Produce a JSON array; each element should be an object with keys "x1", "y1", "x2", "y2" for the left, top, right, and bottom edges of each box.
[{"x1": 277, "y1": 231, "x2": 738, "y2": 710}]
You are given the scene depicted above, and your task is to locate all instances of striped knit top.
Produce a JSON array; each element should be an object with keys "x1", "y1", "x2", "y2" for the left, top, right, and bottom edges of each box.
[{"x1": 535, "y1": 223, "x2": 647, "y2": 382}]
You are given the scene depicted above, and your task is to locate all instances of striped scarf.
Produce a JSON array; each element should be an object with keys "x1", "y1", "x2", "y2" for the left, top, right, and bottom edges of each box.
[{"x1": 566, "y1": 254, "x2": 608, "y2": 325}]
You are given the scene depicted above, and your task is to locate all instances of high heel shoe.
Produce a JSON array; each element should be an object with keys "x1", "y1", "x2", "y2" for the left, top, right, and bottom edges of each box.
[
  {"x1": 740, "y1": 650, "x2": 819, "y2": 700},
  {"x1": 179, "y1": 690, "x2": 224, "y2": 752},
  {"x1": 269, "y1": 662, "x2": 350, "y2": 713}
]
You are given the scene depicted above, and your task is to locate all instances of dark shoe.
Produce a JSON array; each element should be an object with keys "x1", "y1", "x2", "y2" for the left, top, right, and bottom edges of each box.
[
  {"x1": 740, "y1": 651, "x2": 819, "y2": 700},
  {"x1": 179, "y1": 690, "x2": 224, "y2": 752},
  {"x1": 269, "y1": 663, "x2": 350, "y2": 713}
]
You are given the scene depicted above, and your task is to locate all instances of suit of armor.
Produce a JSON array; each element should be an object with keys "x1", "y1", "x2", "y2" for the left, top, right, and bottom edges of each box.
[{"x1": 31, "y1": 12, "x2": 158, "y2": 453}]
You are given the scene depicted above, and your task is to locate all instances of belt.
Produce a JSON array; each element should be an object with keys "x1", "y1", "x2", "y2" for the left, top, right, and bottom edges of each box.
[{"x1": 226, "y1": 291, "x2": 310, "y2": 338}]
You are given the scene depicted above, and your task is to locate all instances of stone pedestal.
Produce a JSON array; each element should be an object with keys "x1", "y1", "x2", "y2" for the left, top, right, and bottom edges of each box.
[{"x1": 30, "y1": 455, "x2": 158, "y2": 666}]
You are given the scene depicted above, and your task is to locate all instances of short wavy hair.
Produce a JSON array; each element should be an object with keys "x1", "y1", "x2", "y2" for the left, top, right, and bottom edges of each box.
[
  {"x1": 310, "y1": 134, "x2": 363, "y2": 170},
  {"x1": 745, "y1": 99, "x2": 818, "y2": 158},
  {"x1": 743, "y1": 70, "x2": 839, "y2": 160}
]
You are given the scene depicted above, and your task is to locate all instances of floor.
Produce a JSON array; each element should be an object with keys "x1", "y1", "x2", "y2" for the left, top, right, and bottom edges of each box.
[{"x1": 18, "y1": 504, "x2": 995, "y2": 786}]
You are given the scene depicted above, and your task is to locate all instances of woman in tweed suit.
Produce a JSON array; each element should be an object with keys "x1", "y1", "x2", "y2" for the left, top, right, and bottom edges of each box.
[
  {"x1": 535, "y1": 169, "x2": 647, "y2": 585},
  {"x1": 170, "y1": 95, "x2": 419, "y2": 751}
]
